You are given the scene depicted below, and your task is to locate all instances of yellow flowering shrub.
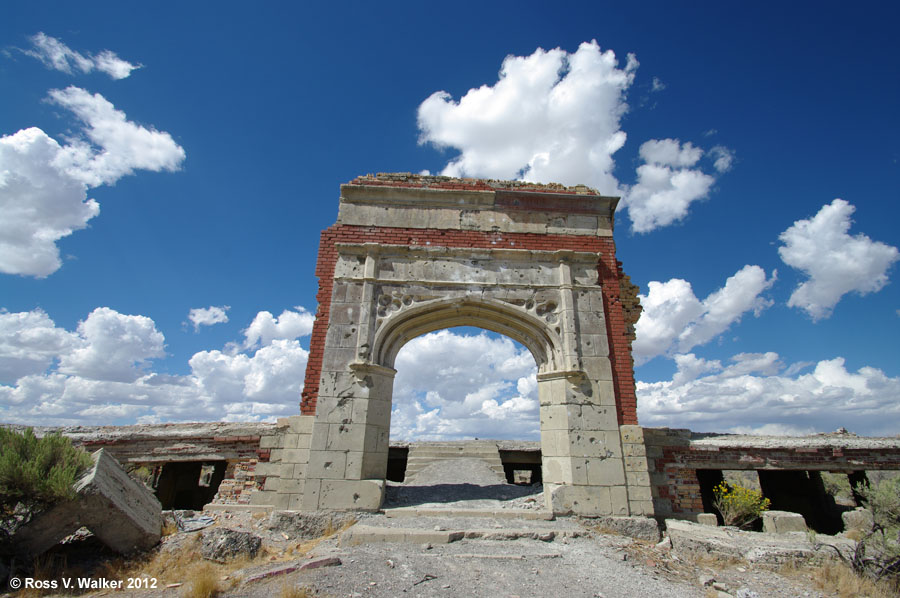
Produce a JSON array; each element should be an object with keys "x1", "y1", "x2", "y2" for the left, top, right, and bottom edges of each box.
[{"x1": 712, "y1": 481, "x2": 771, "y2": 528}]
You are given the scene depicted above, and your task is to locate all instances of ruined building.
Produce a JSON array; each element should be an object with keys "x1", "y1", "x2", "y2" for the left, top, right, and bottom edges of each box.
[{"x1": 44, "y1": 174, "x2": 900, "y2": 524}]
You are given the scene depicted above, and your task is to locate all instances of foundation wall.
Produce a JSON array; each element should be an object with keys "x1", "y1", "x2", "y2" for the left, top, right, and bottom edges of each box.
[{"x1": 644, "y1": 428, "x2": 900, "y2": 520}]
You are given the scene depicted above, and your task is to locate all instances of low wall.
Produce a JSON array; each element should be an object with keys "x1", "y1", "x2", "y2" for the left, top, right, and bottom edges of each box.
[{"x1": 644, "y1": 428, "x2": 900, "y2": 520}]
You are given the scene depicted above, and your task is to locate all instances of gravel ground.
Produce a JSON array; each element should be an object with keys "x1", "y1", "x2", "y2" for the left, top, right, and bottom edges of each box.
[
  {"x1": 7, "y1": 508, "x2": 847, "y2": 598},
  {"x1": 2, "y1": 461, "x2": 852, "y2": 598}
]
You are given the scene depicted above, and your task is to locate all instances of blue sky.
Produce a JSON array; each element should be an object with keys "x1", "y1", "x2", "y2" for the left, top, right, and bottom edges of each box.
[{"x1": 1, "y1": 1, "x2": 898, "y2": 438}]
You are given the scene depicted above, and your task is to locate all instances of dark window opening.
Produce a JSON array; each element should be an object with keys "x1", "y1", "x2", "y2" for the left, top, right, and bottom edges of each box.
[
  {"x1": 155, "y1": 461, "x2": 226, "y2": 510},
  {"x1": 499, "y1": 449, "x2": 542, "y2": 485},
  {"x1": 386, "y1": 447, "x2": 408, "y2": 482}
]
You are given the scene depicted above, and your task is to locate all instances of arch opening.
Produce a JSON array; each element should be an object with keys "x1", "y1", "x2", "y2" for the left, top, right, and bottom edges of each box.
[{"x1": 384, "y1": 325, "x2": 544, "y2": 504}]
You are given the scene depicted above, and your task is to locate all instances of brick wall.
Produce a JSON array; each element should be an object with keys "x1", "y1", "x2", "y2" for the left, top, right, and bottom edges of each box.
[{"x1": 300, "y1": 223, "x2": 639, "y2": 425}]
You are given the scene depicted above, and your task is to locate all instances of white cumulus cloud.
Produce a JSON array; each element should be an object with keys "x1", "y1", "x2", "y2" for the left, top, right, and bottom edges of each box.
[
  {"x1": 0, "y1": 87, "x2": 185, "y2": 277},
  {"x1": 418, "y1": 43, "x2": 731, "y2": 234},
  {"x1": 622, "y1": 139, "x2": 717, "y2": 233},
  {"x1": 418, "y1": 40, "x2": 637, "y2": 196},
  {"x1": 778, "y1": 199, "x2": 899, "y2": 320},
  {"x1": 638, "y1": 352, "x2": 900, "y2": 436},
  {"x1": 242, "y1": 307, "x2": 315, "y2": 349},
  {"x1": 633, "y1": 265, "x2": 776, "y2": 364},
  {"x1": 25, "y1": 32, "x2": 140, "y2": 79},
  {"x1": 391, "y1": 330, "x2": 539, "y2": 440},
  {"x1": 57, "y1": 308, "x2": 166, "y2": 382},
  {"x1": 0, "y1": 309, "x2": 79, "y2": 382},
  {"x1": 0, "y1": 307, "x2": 313, "y2": 425},
  {"x1": 188, "y1": 306, "x2": 230, "y2": 331}
]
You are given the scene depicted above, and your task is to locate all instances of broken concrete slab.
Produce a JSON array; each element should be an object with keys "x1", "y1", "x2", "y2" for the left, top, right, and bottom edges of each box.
[
  {"x1": 200, "y1": 528, "x2": 262, "y2": 562},
  {"x1": 666, "y1": 519, "x2": 855, "y2": 564},
  {"x1": 12, "y1": 449, "x2": 162, "y2": 557},
  {"x1": 266, "y1": 510, "x2": 356, "y2": 539},
  {"x1": 588, "y1": 515, "x2": 661, "y2": 541}
]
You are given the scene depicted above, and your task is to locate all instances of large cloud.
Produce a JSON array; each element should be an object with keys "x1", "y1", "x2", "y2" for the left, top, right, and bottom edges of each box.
[
  {"x1": 0, "y1": 88, "x2": 185, "y2": 277},
  {"x1": 24, "y1": 32, "x2": 140, "y2": 79},
  {"x1": 0, "y1": 307, "x2": 312, "y2": 425},
  {"x1": 391, "y1": 330, "x2": 539, "y2": 440},
  {"x1": 418, "y1": 41, "x2": 636, "y2": 195},
  {"x1": 417, "y1": 42, "x2": 730, "y2": 233},
  {"x1": 637, "y1": 352, "x2": 900, "y2": 436},
  {"x1": 633, "y1": 265, "x2": 776, "y2": 364},
  {"x1": 778, "y1": 199, "x2": 899, "y2": 320}
]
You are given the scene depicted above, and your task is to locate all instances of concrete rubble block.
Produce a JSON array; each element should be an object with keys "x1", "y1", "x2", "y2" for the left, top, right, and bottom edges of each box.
[
  {"x1": 697, "y1": 513, "x2": 719, "y2": 527},
  {"x1": 666, "y1": 519, "x2": 855, "y2": 564},
  {"x1": 200, "y1": 528, "x2": 261, "y2": 562},
  {"x1": 13, "y1": 449, "x2": 162, "y2": 557},
  {"x1": 591, "y1": 516, "x2": 661, "y2": 541},
  {"x1": 762, "y1": 510, "x2": 808, "y2": 534},
  {"x1": 842, "y1": 507, "x2": 874, "y2": 534},
  {"x1": 267, "y1": 510, "x2": 356, "y2": 539}
]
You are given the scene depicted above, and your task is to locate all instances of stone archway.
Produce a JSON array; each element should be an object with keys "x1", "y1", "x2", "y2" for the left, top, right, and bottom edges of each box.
[{"x1": 260, "y1": 174, "x2": 652, "y2": 517}]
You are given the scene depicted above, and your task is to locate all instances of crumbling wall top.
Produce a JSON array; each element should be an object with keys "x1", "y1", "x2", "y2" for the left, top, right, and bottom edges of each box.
[{"x1": 339, "y1": 173, "x2": 619, "y2": 237}]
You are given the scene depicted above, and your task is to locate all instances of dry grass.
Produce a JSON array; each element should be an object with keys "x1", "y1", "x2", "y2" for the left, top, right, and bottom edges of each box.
[
  {"x1": 182, "y1": 564, "x2": 220, "y2": 598},
  {"x1": 814, "y1": 562, "x2": 899, "y2": 598},
  {"x1": 279, "y1": 583, "x2": 311, "y2": 598},
  {"x1": 162, "y1": 519, "x2": 179, "y2": 536}
]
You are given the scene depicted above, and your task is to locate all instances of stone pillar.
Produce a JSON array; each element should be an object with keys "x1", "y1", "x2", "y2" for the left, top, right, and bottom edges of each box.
[
  {"x1": 539, "y1": 371, "x2": 630, "y2": 516},
  {"x1": 301, "y1": 363, "x2": 394, "y2": 511}
]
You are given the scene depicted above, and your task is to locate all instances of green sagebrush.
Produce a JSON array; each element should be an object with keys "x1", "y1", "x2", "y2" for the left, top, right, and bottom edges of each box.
[
  {"x1": 853, "y1": 476, "x2": 900, "y2": 585},
  {"x1": 0, "y1": 427, "x2": 93, "y2": 516}
]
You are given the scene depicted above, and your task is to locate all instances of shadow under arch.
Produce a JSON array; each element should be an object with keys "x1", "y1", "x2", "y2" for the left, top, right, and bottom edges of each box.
[{"x1": 371, "y1": 296, "x2": 566, "y2": 374}]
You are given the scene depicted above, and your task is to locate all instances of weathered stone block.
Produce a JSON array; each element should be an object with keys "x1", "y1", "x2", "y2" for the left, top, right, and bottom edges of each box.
[
  {"x1": 580, "y1": 405, "x2": 618, "y2": 431},
  {"x1": 281, "y1": 448, "x2": 310, "y2": 464},
  {"x1": 318, "y1": 479, "x2": 385, "y2": 511},
  {"x1": 586, "y1": 457, "x2": 626, "y2": 486},
  {"x1": 697, "y1": 513, "x2": 718, "y2": 527},
  {"x1": 306, "y1": 450, "x2": 348, "y2": 480},
  {"x1": 842, "y1": 507, "x2": 873, "y2": 533},
  {"x1": 762, "y1": 510, "x2": 807, "y2": 534},
  {"x1": 547, "y1": 484, "x2": 612, "y2": 516},
  {"x1": 625, "y1": 471, "x2": 651, "y2": 488},
  {"x1": 542, "y1": 456, "x2": 588, "y2": 485}
]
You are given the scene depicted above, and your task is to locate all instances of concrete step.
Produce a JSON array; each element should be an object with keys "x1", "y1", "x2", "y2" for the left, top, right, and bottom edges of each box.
[
  {"x1": 340, "y1": 523, "x2": 582, "y2": 546},
  {"x1": 383, "y1": 507, "x2": 552, "y2": 520}
]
